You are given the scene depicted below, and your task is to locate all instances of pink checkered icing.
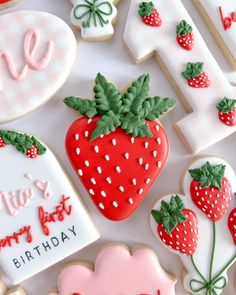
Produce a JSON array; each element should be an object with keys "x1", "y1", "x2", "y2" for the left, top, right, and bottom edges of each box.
[{"x1": 0, "y1": 11, "x2": 76, "y2": 123}]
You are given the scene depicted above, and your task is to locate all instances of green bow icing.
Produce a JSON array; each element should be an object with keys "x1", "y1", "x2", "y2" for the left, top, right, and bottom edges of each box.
[
  {"x1": 190, "y1": 276, "x2": 227, "y2": 295},
  {"x1": 73, "y1": 0, "x2": 113, "y2": 28}
]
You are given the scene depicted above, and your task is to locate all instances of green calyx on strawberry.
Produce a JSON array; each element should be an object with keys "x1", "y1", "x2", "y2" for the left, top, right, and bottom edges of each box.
[
  {"x1": 64, "y1": 73, "x2": 175, "y2": 141},
  {"x1": 0, "y1": 130, "x2": 46, "y2": 158},
  {"x1": 189, "y1": 162, "x2": 232, "y2": 222},
  {"x1": 176, "y1": 20, "x2": 194, "y2": 50},
  {"x1": 182, "y1": 62, "x2": 210, "y2": 88},
  {"x1": 217, "y1": 97, "x2": 236, "y2": 127},
  {"x1": 228, "y1": 207, "x2": 236, "y2": 245},
  {"x1": 138, "y1": 1, "x2": 162, "y2": 27},
  {"x1": 151, "y1": 195, "x2": 198, "y2": 256},
  {"x1": 64, "y1": 73, "x2": 175, "y2": 221}
]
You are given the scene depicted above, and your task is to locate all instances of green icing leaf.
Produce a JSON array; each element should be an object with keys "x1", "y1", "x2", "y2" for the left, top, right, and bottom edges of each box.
[
  {"x1": 140, "y1": 96, "x2": 176, "y2": 120},
  {"x1": 217, "y1": 97, "x2": 236, "y2": 113},
  {"x1": 189, "y1": 162, "x2": 225, "y2": 189},
  {"x1": 176, "y1": 20, "x2": 193, "y2": 36},
  {"x1": 64, "y1": 97, "x2": 98, "y2": 118},
  {"x1": 90, "y1": 111, "x2": 121, "y2": 141},
  {"x1": 120, "y1": 112, "x2": 152, "y2": 137},
  {"x1": 122, "y1": 74, "x2": 150, "y2": 115},
  {"x1": 138, "y1": 2, "x2": 154, "y2": 17},
  {"x1": 94, "y1": 73, "x2": 123, "y2": 115},
  {"x1": 0, "y1": 130, "x2": 46, "y2": 157},
  {"x1": 151, "y1": 195, "x2": 187, "y2": 234},
  {"x1": 182, "y1": 62, "x2": 203, "y2": 80}
]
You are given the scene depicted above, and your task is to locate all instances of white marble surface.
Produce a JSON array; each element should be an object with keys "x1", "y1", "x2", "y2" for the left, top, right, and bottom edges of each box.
[{"x1": 0, "y1": 0, "x2": 236, "y2": 294}]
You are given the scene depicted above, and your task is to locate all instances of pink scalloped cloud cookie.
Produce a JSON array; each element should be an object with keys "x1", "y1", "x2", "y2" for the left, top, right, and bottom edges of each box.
[
  {"x1": 49, "y1": 244, "x2": 176, "y2": 295},
  {"x1": 0, "y1": 130, "x2": 99, "y2": 284},
  {"x1": 150, "y1": 157, "x2": 236, "y2": 294},
  {"x1": 0, "y1": 10, "x2": 76, "y2": 123}
]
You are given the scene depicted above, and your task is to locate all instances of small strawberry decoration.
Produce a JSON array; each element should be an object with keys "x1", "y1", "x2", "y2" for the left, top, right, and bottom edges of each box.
[
  {"x1": 0, "y1": 130, "x2": 46, "y2": 158},
  {"x1": 138, "y1": 1, "x2": 162, "y2": 27},
  {"x1": 228, "y1": 207, "x2": 236, "y2": 245},
  {"x1": 217, "y1": 97, "x2": 236, "y2": 127},
  {"x1": 151, "y1": 195, "x2": 198, "y2": 256},
  {"x1": 0, "y1": 137, "x2": 6, "y2": 148},
  {"x1": 64, "y1": 73, "x2": 175, "y2": 221},
  {"x1": 189, "y1": 162, "x2": 232, "y2": 222},
  {"x1": 182, "y1": 62, "x2": 211, "y2": 88},
  {"x1": 176, "y1": 20, "x2": 194, "y2": 50}
]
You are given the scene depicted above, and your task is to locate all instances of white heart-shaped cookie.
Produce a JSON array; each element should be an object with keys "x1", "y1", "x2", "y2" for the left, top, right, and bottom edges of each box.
[{"x1": 0, "y1": 11, "x2": 76, "y2": 123}]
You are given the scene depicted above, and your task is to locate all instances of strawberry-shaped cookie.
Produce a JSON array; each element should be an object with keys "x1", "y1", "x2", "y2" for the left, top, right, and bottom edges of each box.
[
  {"x1": 228, "y1": 207, "x2": 236, "y2": 245},
  {"x1": 151, "y1": 195, "x2": 198, "y2": 256},
  {"x1": 217, "y1": 97, "x2": 236, "y2": 127},
  {"x1": 189, "y1": 161, "x2": 232, "y2": 221},
  {"x1": 150, "y1": 157, "x2": 236, "y2": 295},
  {"x1": 64, "y1": 73, "x2": 175, "y2": 221},
  {"x1": 138, "y1": 1, "x2": 162, "y2": 27},
  {"x1": 176, "y1": 20, "x2": 194, "y2": 50},
  {"x1": 182, "y1": 62, "x2": 211, "y2": 88}
]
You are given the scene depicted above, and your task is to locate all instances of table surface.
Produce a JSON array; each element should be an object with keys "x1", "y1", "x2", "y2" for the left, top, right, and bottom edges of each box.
[{"x1": 1, "y1": 0, "x2": 236, "y2": 294}]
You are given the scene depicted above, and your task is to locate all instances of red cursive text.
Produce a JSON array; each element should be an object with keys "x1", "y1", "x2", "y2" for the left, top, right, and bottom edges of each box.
[
  {"x1": 38, "y1": 195, "x2": 72, "y2": 236},
  {"x1": 0, "y1": 225, "x2": 32, "y2": 250},
  {"x1": 219, "y1": 6, "x2": 236, "y2": 31}
]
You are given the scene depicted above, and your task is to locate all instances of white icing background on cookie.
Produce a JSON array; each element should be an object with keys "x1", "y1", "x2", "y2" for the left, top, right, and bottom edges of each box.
[
  {"x1": 0, "y1": 143, "x2": 99, "y2": 284},
  {"x1": 0, "y1": 0, "x2": 236, "y2": 294},
  {"x1": 150, "y1": 157, "x2": 236, "y2": 294},
  {"x1": 124, "y1": 0, "x2": 236, "y2": 154},
  {"x1": 196, "y1": 0, "x2": 236, "y2": 63}
]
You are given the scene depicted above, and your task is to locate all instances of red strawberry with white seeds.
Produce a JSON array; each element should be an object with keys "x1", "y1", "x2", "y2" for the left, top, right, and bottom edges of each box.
[
  {"x1": 138, "y1": 1, "x2": 162, "y2": 27},
  {"x1": 182, "y1": 62, "x2": 211, "y2": 88},
  {"x1": 64, "y1": 73, "x2": 175, "y2": 221},
  {"x1": 217, "y1": 97, "x2": 236, "y2": 126},
  {"x1": 189, "y1": 162, "x2": 232, "y2": 222},
  {"x1": 0, "y1": 130, "x2": 46, "y2": 158},
  {"x1": 176, "y1": 20, "x2": 194, "y2": 50},
  {"x1": 0, "y1": 137, "x2": 6, "y2": 147},
  {"x1": 151, "y1": 195, "x2": 198, "y2": 256},
  {"x1": 228, "y1": 207, "x2": 236, "y2": 245}
]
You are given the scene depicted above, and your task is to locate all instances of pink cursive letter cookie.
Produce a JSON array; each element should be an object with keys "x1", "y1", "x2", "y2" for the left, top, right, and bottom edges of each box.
[
  {"x1": 0, "y1": 11, "x2": 76, "y2": 123},
  {"x1": 0, "y1": 130, "x2": 99, "y2": 284},
  {"x1": 150, "y1": 157, "x2": 236, "y2": 294},
  {"x1": 49, "y1": 244, "x2": 176, "y2": 295},
  {"x1": 124, "y1": 0, "x2": 236, "y2": 154}
]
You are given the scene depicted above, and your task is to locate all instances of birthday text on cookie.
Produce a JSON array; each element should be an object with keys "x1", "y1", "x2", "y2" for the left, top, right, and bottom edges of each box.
[{"x1": 219, "y1": 6, "x2": 236, "y2": 31}]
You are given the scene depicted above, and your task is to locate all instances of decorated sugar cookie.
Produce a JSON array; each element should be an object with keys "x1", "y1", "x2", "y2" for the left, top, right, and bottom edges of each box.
[
  {"x1": 64, "y1": 73, "x2": 175, "y2": 221},
  {"x1": 150, "y1": 157, "x2": 236, "y2": 294},
  {"x1": 193, "y1": 0, "x2": 236, "y2": 70},
  {"x1": 0, "y1": 280, "x2": 27, "y2": 295},
  {"x1": 124, "y1": 0, "x2": 236, "y2": 154},
  {"x1": 49, "y1": 244, "x2": 177, "y2": 295},
  {"x1": 70, "y1": 0, "x2": 120, "y2": 41},
  {"x1": 0, "y1": 130, "x2": 99, "y2": 284},
  {"x1": 0, "y1": 11, "x2": 76, "y2": 123},
  {"x1": 0, "y1": 0, "x2": 21, "y2": 10},
  {"x1": 217, "y1": 97, "x2": 236, "y2": 126}
]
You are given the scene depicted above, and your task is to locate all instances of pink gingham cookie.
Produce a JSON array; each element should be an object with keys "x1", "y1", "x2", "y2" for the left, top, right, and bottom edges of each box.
[{"x1": 0, "y1": 11, "x2": 76, "y2": 123}]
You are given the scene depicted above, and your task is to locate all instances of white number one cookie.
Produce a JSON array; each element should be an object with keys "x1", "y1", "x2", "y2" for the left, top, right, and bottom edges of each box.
[
  {"x1": 124, "y1": 0, "x2": 236, "y2": 154},
  {"x1": 193, "y1": 0, "x2": 236, "y2": 71}
]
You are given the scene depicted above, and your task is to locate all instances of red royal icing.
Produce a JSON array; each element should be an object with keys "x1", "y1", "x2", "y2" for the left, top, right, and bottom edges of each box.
[
  {"x1": 0, "y1": 225, "x2": 32, "y2": 250},
  {"x1": 0, "y1": 0, "x2": 12, "y2": 3},
  {"x1": 219, "y1": 6, "x2": 236, "y2": 31},
  {"x1": 38, "y1": 195, "x2": 72, "y2": 236}
]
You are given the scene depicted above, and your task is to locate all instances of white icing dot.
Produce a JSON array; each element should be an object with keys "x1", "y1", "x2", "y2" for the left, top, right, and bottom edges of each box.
[
  {"x1": 125, "y1": 152, "x2": 129, "y2": 160},
  {"x1": 145, "y1": 163, "x2": 149, "y2": 170},
  {"x1": 145, "y1": 178, "x2": 151, "y2": 184},
  {"x1": 155, "y1": 125, "x2": 160, "y2": 132},
  {"x1": 87, "y1": 118, "x2": 92, "y2": 124},
  {"x1": 97, "y1": 166, "x2": 102, "y2": 174},
  {"x1": 90, "y1": 178, "x2": 96, "y2": 185},
  {"x1": 99, "y1": 203, "x2": 104, "y2": 210},
  {"x1": 84, "y1": 131, "x2": 89, "y2": 138},
  {"x1": 89, "y1": 189, "x2": 95, "y2": 195},
  {"x1": 106, "y1": 177, "x2": 112, "y2": 184},
  {"x1": 78, "y1": 169, "x2": 83, "y2": 176},
  {"x1": 94, "y1": 145, "x2": 99, "y2": 153},
  {"x1": 144, "y1": 142, "x2": 149, "y2": 149},
  {"x1": 119, "y1": 186, "x2": 125, "y2": 192},
  {"x1": 139, "y1": 158, "x2": 143, "y2": 165},
  {"x1": 131, "y1": 137, "x2": 135, "y2": 144},
  {"x1": 139, "y1": 188, "x2": 144, "y2": 195},
  {"x1": 157, "y1": 161, "x2": 162, "y2": 168},
  {"x1": 112, "y1": 139, "x2": 116, "y2": 146},
  {"x1": 105, "y1": 154, "x2": 110, "y2": 161},
  {"x1": 85, "y1": 160, "x2": 89, "y2": 167},
  {"x1": 75, "y1": 134, "x2": 79, "y2": 140},
  {"x1": 157, "y1": 137, "x2": 161, "y2": 145},
  {"x1": 113, "y1": 201, "x2": 118, "y2": 208},
  {"x1": 128, "y1": 198, "x2": 133, "y2": 205},
  {"x1": 132, "y1": 178, "x2": 137, "y2": 186},
  {"x1": 153, "y1": 150, "x2": 157, "y2": 157},
  {"x1": 76, "y1": 147, "x2": 80, "y2": 155},
  {"x1": 116, "y1": 166, "x2": 121, "y2": 173},
  {"x1": 101, "y1": 191, "x2": 106, "y2": 197}
]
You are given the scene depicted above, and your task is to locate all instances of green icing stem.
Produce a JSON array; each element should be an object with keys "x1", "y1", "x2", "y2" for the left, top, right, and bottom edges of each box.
[{"x1": 73, "y1": 0, "x2": 113, "y2": 28}]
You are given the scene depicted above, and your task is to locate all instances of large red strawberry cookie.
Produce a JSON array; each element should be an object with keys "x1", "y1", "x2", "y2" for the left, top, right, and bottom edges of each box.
[
  {"x1": 150, "y1": 157, "x2": 236, "y2": 295},
  {"x1": 64, "y1": 73, "x2": 175, "y2": 221}
]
